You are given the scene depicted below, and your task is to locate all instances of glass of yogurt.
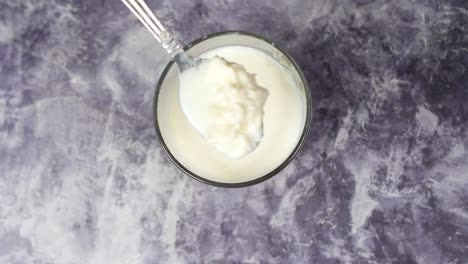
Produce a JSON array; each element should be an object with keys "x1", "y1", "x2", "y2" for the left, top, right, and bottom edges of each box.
[{"x1": 154, "y1": 31, "x2": 311, "y2": 187}]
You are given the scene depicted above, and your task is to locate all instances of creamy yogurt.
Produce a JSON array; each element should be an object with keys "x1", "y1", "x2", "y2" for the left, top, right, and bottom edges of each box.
[
  {"x1": 158, "y1": 45, "x2": 306, "y2": 183},
  {"x1": 179, "y1": 56, "x2": 269, "y2": 158}
]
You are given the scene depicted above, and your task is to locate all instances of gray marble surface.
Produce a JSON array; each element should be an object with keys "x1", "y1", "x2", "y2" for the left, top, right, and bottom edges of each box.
[{"x1": 1, "y1": 0, "x2": 468, "y2": 263}]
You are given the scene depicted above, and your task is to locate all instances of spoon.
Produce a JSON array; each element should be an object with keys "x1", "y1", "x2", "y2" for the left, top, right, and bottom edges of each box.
[
  {"x1": 121, "y1": 0, "x2": 270, "y2": 159},
  {"x1": 121, "y1": 0, "x2": 201, "y2": 71}
]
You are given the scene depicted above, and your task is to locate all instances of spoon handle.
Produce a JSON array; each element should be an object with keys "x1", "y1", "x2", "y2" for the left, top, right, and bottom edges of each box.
[{"x1": 122, "y1": 0, "x2": 183, "y2": 58}]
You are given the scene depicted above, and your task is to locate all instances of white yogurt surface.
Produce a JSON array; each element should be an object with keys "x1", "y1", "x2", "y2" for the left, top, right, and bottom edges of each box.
[
  {"x1": 158, "y1": 45, "x2": 306, "y2": 183},
  {"x1": 179, "y1": 56, "x2": 269, "y2": 158}
]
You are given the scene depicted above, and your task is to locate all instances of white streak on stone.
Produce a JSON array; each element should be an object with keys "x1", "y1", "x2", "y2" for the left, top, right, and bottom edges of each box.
[
  {"x1": 345, "y1": 157, "x2": 378, "y2": 234},
  {"x1": 415, "y1": 105, "x2": 439, "y2": 135}
]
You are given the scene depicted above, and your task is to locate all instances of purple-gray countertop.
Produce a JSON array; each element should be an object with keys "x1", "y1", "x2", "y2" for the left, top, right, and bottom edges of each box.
[{"x1": 1, "y1": 0, "x2": 468, "y2": 263}]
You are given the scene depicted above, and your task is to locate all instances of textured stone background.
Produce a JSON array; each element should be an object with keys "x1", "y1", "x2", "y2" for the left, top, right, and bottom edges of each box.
[{"x1": 1, "y1": 0, "x2": 467, "y2": 263}]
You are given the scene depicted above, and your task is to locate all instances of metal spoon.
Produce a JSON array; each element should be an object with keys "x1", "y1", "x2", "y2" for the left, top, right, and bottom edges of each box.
[{"x1": 121, "y1": 0, "x2": 201, "y2": 71}]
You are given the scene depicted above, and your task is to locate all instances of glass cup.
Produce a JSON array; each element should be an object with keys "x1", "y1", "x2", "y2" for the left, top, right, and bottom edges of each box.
[{"x1": 153, "y1": 31, "x2": 312, "y2": 188}]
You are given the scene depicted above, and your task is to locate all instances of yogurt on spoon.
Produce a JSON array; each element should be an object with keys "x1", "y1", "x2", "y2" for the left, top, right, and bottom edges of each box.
[
  {"x1": 121, "y1": 0, "x2": 269, "y2": 158},
  {"x1": 179, "y1": 56, "x2": 269, "y2": 158}
]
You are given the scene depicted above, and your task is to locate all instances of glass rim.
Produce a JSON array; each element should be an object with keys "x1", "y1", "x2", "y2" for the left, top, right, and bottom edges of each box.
[{"x1": 153, "y1": 30, "x2": 312, "y2": 188}]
